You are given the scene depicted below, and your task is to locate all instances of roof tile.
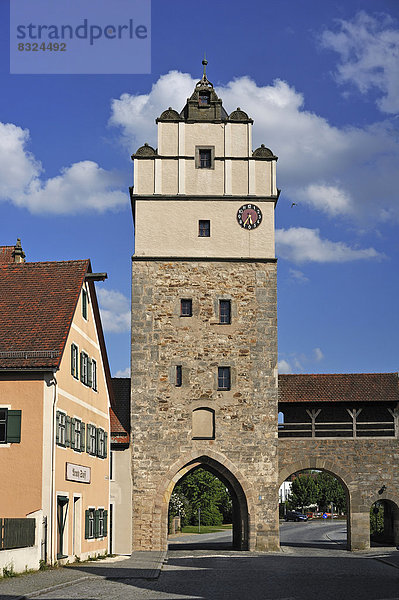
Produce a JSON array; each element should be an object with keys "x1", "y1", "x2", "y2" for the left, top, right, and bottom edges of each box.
[{"x1": 278, "y1": 373, "x2": 399, "y2": 403}]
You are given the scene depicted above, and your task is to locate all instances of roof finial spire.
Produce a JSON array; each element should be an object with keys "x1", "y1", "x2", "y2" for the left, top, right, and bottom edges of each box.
[{"x1": 202, "y1": 53, "x2": 208, "y2": 78}]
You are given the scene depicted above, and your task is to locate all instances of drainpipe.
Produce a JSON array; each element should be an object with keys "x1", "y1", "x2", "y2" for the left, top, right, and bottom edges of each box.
[{"x1": 49, "y1": 372, "x2": 58, "y2": 565}]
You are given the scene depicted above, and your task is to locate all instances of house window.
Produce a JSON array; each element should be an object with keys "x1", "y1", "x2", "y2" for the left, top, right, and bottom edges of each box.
[
  {"x1": 82, "y1": 289, "x2": 88, "y2": 320},
  {"x1": 71, "y1": 344, "x2": 79, "y2": 379},
  {"x1": 92, "y1": 359, "x2": 97, "y2": 391},
  {"x1": 199, "y1": 149, "x2": 212, "y2": 168},
  {"x1": 80, "y1": 352, "x2": 90, "y2": 386},
  {"x1": 98, "y1": 509, "x2": 105, "y2": 537},
  {"x1": 199, "y1": 91, "x2": 210, "y2": 106},
  {"x1": 199, "y1": 220, "x2": 210, "y2": 237},
  {"x1": 218, "y1": 367, "x2": 231, "y2": 391},
  {"x1": 73, "y1": 419, "x2": 81, "y2": 451},
  {"x1": 85, "y1": 508, "x2": 95, "y2": 539},
  {"x1": 87, "y1": 424, "x2": 97, "y2": 455},
  {"x1": 0, "y1": 409, "x2": 21, "y2": 444},
  {"x1": 97, "y1": 428, "x2": 107, "y2": 459},
  {"x1": 0, "y1": 409, "x2": 7, "y2": 443},
  {"x1": 180, "y1": 299, "x2": 192, "y2": 317},
  {"x1": 176, "y1": 365, "x2": 182, "y2": 387},
  {"x1": 56, "y1": 411, "x2": 66, "y2": 447},
  {"x1": 219, "y1": 300, "x2": 231, "y2": 324}
]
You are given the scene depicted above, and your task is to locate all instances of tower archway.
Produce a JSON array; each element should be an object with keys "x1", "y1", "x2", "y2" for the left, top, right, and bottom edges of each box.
[{"x1": 153, "y1": 453, "x2": 254, "y2": 551}]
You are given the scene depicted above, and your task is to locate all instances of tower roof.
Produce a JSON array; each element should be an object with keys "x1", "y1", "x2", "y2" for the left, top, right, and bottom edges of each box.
[{"x1": 156, "y1": 60, "x2": 252, "y2": 124}]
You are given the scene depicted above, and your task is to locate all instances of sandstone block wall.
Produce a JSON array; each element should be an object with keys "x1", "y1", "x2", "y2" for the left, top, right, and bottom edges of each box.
[
  {"x1": 278, "y1": 438, "x2": 399, "y2": 549},
  {"x1": 131, "y1": 259, "x2": 278, "y2": 551}
]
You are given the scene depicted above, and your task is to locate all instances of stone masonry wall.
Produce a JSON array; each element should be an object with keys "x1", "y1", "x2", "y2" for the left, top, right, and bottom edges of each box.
[
  {"x1": 278, "y1": 438, "x2": 399, "y2": 549},
  {"x1": 131, "y1": 259, "x2": 278, "y2": 551}
]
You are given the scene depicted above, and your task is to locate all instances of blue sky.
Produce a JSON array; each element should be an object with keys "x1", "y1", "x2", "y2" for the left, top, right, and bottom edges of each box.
[{"x1": 1, "y1": 0, "x2": 399, "y2": 376}]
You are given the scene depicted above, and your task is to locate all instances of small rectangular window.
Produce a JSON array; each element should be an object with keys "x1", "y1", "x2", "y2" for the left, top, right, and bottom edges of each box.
[
  {"x1": 199, "y1": 220, "x2": 210, "y2": 237},
  {"x1": 0, "y1": 408, "x2": 7, "y2": 443},
  {"x1": 199, "y1": 149, "x2": 212, "y2": 169},
  {"x1": 82, "y1": 289, "x2": 88, "y2": 320},
  {"x1": 74, "y1": 419, "x2": 81, "y2": 451},
  {"x1": 176, "y1": 365, "x2": 182, "y2": 387},
  {"x1": 57, "y1": 411, "x2": 66, "y2": 447},
  {"x1": 80, "y1": 352, "x2": 90, "y2": 386},
  {"x1": 218, "y1": 367, "x2": 231, "y2": 391},
  {"x1": 219, "y1": 300, "x2": 231, "y2": 324},
  {"x1": 87, "y1": 424, "x2": 97, "y2": 455},
  {"x1": 180, "y1": 299, "x2": 192, "y2": 317},
  {"x1": 71, "y1": 344, "x2": 79, "y2": 379},
  {"x1": 199, "y1": 92, "x2": 210, "y2": 106},
  {"x1": 86, "y1": 508, "x2": 95, "y2": 539}
]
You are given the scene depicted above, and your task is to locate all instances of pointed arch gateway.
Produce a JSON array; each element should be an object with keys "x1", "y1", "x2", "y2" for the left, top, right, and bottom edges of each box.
[{"x1": 153, "y1": 451, "x2": 256, "y2": 551}]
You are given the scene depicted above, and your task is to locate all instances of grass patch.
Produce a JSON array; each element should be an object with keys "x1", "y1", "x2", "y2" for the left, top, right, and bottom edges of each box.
[{"x1": 181, "y1": 524, "x2": 232, "y2": 535}]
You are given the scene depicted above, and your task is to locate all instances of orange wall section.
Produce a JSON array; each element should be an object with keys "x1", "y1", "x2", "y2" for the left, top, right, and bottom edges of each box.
[{"x1": 0, "y1": 374, "x2": 44, "y2": 518}]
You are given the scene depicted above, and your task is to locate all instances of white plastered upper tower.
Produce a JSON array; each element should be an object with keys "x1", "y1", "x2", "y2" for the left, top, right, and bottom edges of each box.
[{"x1": 131, "y1": 60, "x2": 279, "y2": 260}]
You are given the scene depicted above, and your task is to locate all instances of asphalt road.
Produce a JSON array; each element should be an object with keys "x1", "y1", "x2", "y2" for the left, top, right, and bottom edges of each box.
[{"x1": 23, "y1": 523, "x2": 399, "y2": 600}]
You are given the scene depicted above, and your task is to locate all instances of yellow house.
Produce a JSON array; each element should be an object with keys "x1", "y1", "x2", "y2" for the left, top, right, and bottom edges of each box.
[{"x1": 0, "y1": 240, "x2": 112, "y2": 566}]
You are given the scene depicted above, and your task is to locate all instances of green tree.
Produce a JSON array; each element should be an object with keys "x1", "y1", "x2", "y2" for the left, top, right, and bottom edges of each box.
[
  {"x1": 173, "y1": 468, "x2": 232, "y2": 526},
  {"x1": 288, "y1": 473, "x2": 318, "y2": 512},
  {"x1": 316, "y1": 472, "x2": 347, "y2": 513}
]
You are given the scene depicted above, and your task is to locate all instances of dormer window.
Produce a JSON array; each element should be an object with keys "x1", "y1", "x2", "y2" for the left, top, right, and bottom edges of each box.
[{"x1": 199, "y1": 92, "x2": 210, "y2": 106}]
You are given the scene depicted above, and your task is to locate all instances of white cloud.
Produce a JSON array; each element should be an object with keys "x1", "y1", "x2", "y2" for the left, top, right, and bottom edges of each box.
[
  {"x1": 110, "y1": 71, "x2": 399, "y2": 223},
  {"x1": 114, "y1": 367, "x2": 131, "y2": 378},
  {"x1": 321, "y1": 11, "x2": 399, "y2": 114},
  {"x1": 278, "y1": 359, "x2": 292, "y2": 374},
  {"x1": 279, "y1": 347, "x2": 325, "y2": 373},
  {"x1": 97, "y1": 289, "x2": 130, "y2": 333},
  {"x1": 288, "y1": 268, "x2": 309, "y2": 284},
  {"x1": 276, "y1": 227, "x2": 383, "y2": 263},
  {"x1": 0, "y1": 122, "x2": 127, "y2": 214}
]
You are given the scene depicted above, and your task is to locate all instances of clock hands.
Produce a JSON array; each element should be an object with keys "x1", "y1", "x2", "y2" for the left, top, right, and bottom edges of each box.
[{"x1": 243, "y1": 214, "x2": 253, "y2": 226}]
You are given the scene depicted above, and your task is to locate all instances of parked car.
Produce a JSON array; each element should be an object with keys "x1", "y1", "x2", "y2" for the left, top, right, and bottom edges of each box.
[{"x1": 285, "y1": 510, "x2": 308, "y2": 522}]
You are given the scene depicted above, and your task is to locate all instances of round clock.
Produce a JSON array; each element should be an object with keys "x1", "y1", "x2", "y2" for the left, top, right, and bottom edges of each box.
[{"x1": 237, "y1": 204, "x2": 262, "y2": 230}]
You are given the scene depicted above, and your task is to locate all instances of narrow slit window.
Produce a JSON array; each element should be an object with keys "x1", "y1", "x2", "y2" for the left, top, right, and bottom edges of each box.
[
  {"x1": 180, "y1": 299, "x2": 192, "y2": 317},
  {"x1": 218, "y1": 367, "x2": 231, "y2": 391},
  {"x1": 199, "y1": 220, "x2": 210, "y2": 237},
  {"x1": 82, "y1": 289, "x2": 88, "y2": 320},
  {"x1": 175, "y1": 365, "x2": 182, "y2": 387},
  {"x1": 219, "y1": 300, "x2": 231, "y2": 324}
]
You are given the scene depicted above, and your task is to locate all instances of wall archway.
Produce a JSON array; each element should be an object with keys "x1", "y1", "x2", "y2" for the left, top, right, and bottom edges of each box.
[
  {"x1": 152, "y1": 451, "x2": 256, "y2": 551},
  {"x1": 278, "y1": 460, "x2": 351, "y2": 550},
  {"x1": 370, "y1": 495, "x2": 399, "y2": 546}
]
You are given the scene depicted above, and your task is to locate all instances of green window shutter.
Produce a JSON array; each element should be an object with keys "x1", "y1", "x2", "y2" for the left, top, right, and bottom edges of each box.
[
  {"x1": 88, "y1": 359, "x2": 93, "y2": 388},
  {"x1": 86, "y1": 424, "x2": 90, "y2": 453},
  {"x1": 94, "y1": 509, "x2": 100, "y2": 538},
  {"x1": 104, "y1": 432, "x2": 108, "y2": 459},
  {"x1": 6, "y1": 410, "x2": 21, "y2": 443},
  {"x1": 80, "y1": 422, "x2": 85, "y2": 452},
  {"x1": 80, "y1": 352, "x2": 84, "y2": 383},
  {"x1": 70, "y1": 418, "x2": 75, "y2": 449},
  {"x1": 96, "y1": 428, "x2": 101, "y2": 457},
  {"x1": 85, "y1": 510, "x2": 90, "y2": 539},
  {"x1": 55, "y1": 411, "x2": 60, "y2": 444},
  {"x1": 103, "y1": 510, "x2": 108, "y2": 537},
  {"x1": 65, "y1": 416, "x2": 71, "y2": 447},
  {"x1": 71, "y1": 345, "x2": 74, "y2": 376}
]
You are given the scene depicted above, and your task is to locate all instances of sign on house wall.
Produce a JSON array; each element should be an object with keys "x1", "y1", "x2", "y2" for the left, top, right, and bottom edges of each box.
[{"x1": 66, "y1": 462, "x2": 91, "y2": 484}]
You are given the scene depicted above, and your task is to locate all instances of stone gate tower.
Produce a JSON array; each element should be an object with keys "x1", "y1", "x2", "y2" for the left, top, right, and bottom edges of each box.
[{"x1": 130, "y1": 62, "x2": 280, "y2": 551}]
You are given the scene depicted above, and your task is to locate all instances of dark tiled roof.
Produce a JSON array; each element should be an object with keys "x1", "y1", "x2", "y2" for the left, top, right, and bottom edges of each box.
[
  {"x1": 0, "y1": 260, "x2": 89, "y2": 369},
  {"x1": 0, "y1": 246, "x2": 14, "y2": 264},
  {"x1": 278, "y1": 373, "x2": 399, "y2": 403},
  {"x1": 110, "y1": 377, "x2": 130, "y2": 444}
]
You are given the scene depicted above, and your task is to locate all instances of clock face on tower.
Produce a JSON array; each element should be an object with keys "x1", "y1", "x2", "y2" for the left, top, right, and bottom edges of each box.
[{"x1": 237, "y1": 204, "x2": 262, "y2": 230}]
